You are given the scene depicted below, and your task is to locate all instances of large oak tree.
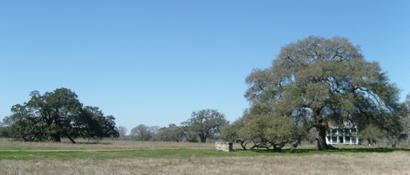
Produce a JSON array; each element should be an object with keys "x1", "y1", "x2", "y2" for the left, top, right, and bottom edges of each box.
[{"x1": 245, "y1": 36, "x2": 402, "y2": 150}]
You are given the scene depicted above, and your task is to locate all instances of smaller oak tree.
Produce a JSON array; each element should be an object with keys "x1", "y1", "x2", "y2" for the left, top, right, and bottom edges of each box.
[
  {"x1": 183, "y1": 109, "x2": 228, "y2": 143},
  {"x1": 222, "y1": 105, "x2": 304, "y2": 150}
]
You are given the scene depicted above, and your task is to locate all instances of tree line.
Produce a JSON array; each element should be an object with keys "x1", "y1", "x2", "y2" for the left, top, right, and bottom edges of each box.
[
  {"x1": 1, "y1": 36, "x2": 409, "y2": 150},
  {"x1": 118, "y1": 109, "x2": 228, "y2": 143},
  {"x1": 0, "y1": 90, "x2": 228, "y2": 143}
]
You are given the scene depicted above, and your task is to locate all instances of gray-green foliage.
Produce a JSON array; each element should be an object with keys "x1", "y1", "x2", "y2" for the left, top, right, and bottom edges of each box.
[
  {"x1": 359, "y1": 124, "x2": 385, "y2": 145},
  {"x1": 222, "y1": 104, "x2": 304, "y2": 150},
  {"x1": 243, "y1": 36, "x2": 402, "y2": 150},
  {"x1": 130, "y1": 124, "x2": 154, "y2": 141},
  {"x1": 183, "y1": 109, "x2": 228, "y2": 143},
  {"x1": 5, "y1": 88, "x2": 119, "y2": 143},
  {"x1": 240, "y1": 114, "x2": 298, "y2": 150},
  {"x1": 157, "y1": 124, "x2": 185, "y2": 142}
]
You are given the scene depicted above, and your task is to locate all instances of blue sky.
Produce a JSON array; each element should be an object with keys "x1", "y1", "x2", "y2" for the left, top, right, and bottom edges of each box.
[{"x1": 1, "y1": 0, "x2": 409, "y2": 130}]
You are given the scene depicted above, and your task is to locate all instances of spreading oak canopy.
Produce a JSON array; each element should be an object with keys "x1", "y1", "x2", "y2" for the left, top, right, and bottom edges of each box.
[
  {"x1": 243, "y1": 36, "x2": 402, "y2": 150},
  {"x1": 4, "y1": 88, "x2": 119, "y2": 143}
]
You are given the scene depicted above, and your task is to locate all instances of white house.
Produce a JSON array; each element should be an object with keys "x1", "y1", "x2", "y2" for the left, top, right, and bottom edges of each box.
[{"x1": 326, "y1": 122, "x2": 359, "y2": 145}]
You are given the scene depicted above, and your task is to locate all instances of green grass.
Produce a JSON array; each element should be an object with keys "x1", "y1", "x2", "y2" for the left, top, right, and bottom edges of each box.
[
  {"x1": 0, "y1": 149, "x2": 234, "y2": 160},
  {"x1": 1, "y1": 147, "x2": 409, "y2": 160},
  {"x1": 0, "y1": 139, "x2": 408, "y2": 160}
]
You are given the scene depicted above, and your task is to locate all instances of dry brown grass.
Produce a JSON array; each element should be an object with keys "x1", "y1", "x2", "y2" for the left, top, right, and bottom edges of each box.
[
  {"x1": 1, "y1": 139, "x2": 409, "y2": 175},
  {"x1": 1, "y1": 152, "x2": 409, "y2": 175}
]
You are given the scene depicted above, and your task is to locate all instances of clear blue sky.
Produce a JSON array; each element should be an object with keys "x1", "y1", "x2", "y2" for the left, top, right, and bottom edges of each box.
[{"x1": 1, "y1": 0, "x2": 409, "y2": 130}]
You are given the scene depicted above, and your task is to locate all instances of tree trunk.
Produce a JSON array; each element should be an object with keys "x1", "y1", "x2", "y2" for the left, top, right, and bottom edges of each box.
[
  {"x1": 239, "y1": 140, "x2": 247, "y2": 150},
  {"x1": 391, "y1": 140, "x2": 397, "y2": 148},
  {"x1": 314, "y1": 126, "x2": 328, "y2": 150},
  {"x1": 198, "y1": 132, "x2": 207, "y2": 143},
  {"x1": 313, "y1": 118, "x2": 329, "y2": 150},
  {"x1": 22, "y1": 136, "x2": 28, "y2": 142},
  {"x1": 312, "y1": 108, "x2": 329, "y2": 150},
  {"x1": 273, "y1": 144, "x2": 283, "y2": 151},
  {"x1": 291, "y1": 137, "x2": 301, "y2": 150},
  {"x1": 199, "y1": 135, "x2": 207, "y2": 143},
  {"x1": 51, "y1": 134, "x2": 61, "y2": 142},
  {"x1": 250, "y1": 145, "x2": 258, "y2": 150},
  {"x1": 65, "y1": 134, "x2": 76, "y2": 144}
]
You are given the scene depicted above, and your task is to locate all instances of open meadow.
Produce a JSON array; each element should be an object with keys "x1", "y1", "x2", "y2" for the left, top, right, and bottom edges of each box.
[
  {"x1": 0, "y1": 139, "x2": 409, "y2": 175},
  {"x1": 2, "y1": 1, "x2": 410, "y2": 175}
]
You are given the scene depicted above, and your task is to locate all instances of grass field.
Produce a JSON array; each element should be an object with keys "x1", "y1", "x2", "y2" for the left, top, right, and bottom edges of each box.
[{"x1": 0, "y1": 139, "x2": 409, "y2": 175}]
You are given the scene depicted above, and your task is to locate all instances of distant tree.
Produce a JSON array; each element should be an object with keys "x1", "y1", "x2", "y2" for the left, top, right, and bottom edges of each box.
[
  {"x1": 157, "y1": 124, "x2": 185, "y2": 142},
  {"x1": 183, "y1": 109, "x2": 228, "y2": 143},
  {"x1": 148, "y1": 126, "x2": 160, "y2": 135},
  {"x1": 147, "y1": 126, "x2": 161, "y2": 141},
  {"x1": 130, "y1": 124, "x2": 153, "y2": 141},
  {"x1": 118, "y1": 126, "x2": 128, "y2": 139},
  {"x1": 0, "y1": 120, "x2": 11, "y2": 138},
  {"x1": 182, "y1": 126, "x2": 200, "y2": 142},
  {"x1": 5, "y1": 88, "x2": 119, "y2": 143},
  {"x1": 245, "y1": 36, "x2": 402, "y2": 150}
]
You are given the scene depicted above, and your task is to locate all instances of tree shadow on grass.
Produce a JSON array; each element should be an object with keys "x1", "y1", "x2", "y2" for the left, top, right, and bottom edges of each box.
[{"x1": 66, "y1": 140, "x2": 113, "y2": 145}]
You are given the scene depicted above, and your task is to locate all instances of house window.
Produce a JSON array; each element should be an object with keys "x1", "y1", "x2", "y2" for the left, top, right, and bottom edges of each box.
[
  {"x1": 332, "y1": 129, "x2": 337, "y2": 135},
  {"x1": 344, "y1": 129, "x2": 349, "y2": 135},
  {"x1": 352, "y1": 128, "x2": 357, "y2": 133},
  {"x1": 339, "y1": 136, "x2": 344, "y2": 143},
  {"x1": 332, "y1": 136, "x2": 337, "y2": 143},
  {"x1": 345, "y1": 136, "x2": 351, "y2": 143}
]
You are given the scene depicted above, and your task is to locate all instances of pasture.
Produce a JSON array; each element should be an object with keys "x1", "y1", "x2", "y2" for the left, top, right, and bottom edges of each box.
[{"x1": 0, "y1": 139, "x2": 409, "y2": 175}]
